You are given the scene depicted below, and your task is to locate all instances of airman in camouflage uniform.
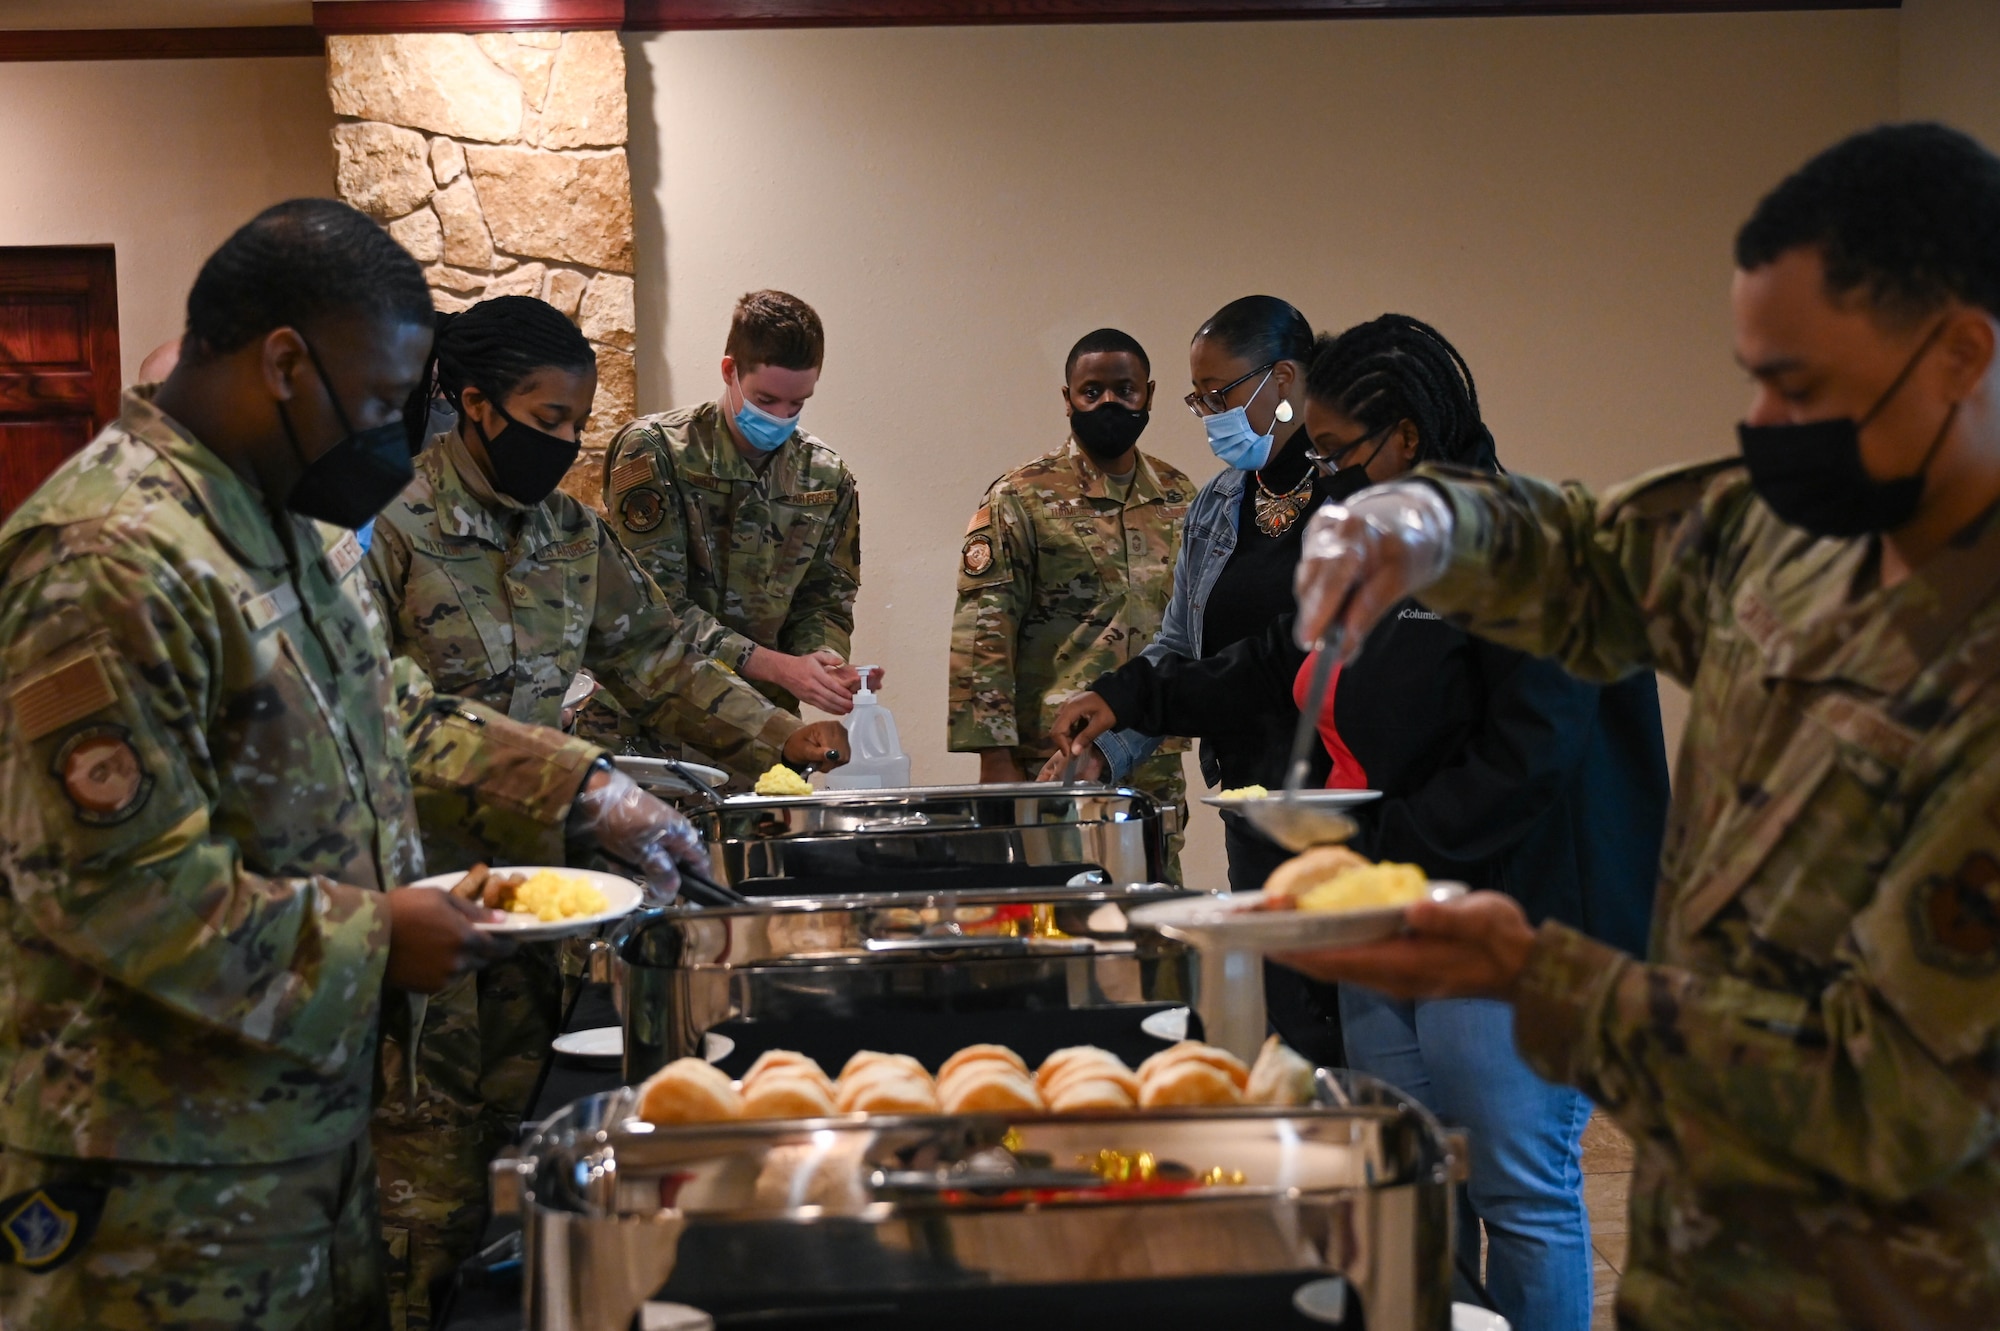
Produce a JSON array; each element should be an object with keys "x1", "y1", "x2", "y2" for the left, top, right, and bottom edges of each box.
[
  {"x1": 601, "y1": 401, "x2": 861, "y2": 719},
  {"x1": 0, "y1": 390, "x2": 600, "y2": 1329},
  {"x1": 1278, "y1": 124, "x2": 2000, "y2": 1331},
  {"x1": 369, "y1": 427, "x2": 832, "y2": 1328},
  {"x1": 1381, "y1": 458, "x2": 2000, "y2": 1329},
  {"x1": 370, "y1": 429, "x2": 807, "y2": 777},
  {"x1": 948, "y1": 437, "x2": 1193, "y2": 878}
]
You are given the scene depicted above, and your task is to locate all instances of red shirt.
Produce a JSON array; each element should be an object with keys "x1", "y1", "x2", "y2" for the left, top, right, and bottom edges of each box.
[{"x1": 1292, "y1": 649, "x2": 1369, "y2": 791}]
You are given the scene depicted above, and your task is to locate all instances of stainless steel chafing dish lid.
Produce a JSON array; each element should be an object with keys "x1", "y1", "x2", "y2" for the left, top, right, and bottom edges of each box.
[
  {"x1": 515, "y1": 1071, "x2": 1456, "y2": 1222},
  {"x1": 615, "y1": 883, "x2": 1192, "y2": 969},
  {"x1": 694, "y1": 782, "x2": 1157, "y2": 838},
  {"x1": 691, "y1": 783, "x2": 1167, "y2": 893}
]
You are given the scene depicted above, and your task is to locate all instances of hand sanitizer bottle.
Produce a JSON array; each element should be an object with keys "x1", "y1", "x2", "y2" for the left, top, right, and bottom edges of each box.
[{"x1": 826, "y1": 668, "x2": 911, "y2": 790}]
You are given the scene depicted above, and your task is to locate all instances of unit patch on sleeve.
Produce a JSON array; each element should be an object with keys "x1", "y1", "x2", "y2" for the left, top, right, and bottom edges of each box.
[
  {"x1": 1910, "y1": 851, "x2": 2000, "y2": 977},
  {"x1": 52, "y1": 724, "x2": 153, "y2": 826},
  {"x1": 0, "y1": 1185, "x2": 105, "y2": 1271},
  {"x1": 619, "y1": 486, "x2": 667, "y2": 534},
  {"x1": 962, "y1": 534, "x2": 995, "y2": 577}
]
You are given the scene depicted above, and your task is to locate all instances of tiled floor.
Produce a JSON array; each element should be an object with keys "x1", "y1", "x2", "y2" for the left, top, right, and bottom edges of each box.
[{"x1": 1581, "y1": 1113, "x2": 1633, "y2": 1331}]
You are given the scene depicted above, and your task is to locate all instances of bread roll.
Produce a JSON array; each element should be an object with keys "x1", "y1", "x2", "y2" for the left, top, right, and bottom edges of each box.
[
  {"x1": 1138, "y1": 1060, "x2": 1243, "y2": 1108},
  {"x1": 637, "y1": 1058, "x2": 743, "y2": 1125},
  {"x1": 937, "y1": 1044, "x2": 1027, "y2": 1084},
  {"x1": 1263, "y1": 845, "x2": 1372, "y2": 903},
  {"x1": 742, "y1": 1072, "x2": 839, "y2": 1120},
  {"x1": 1245, "y1": 1035, "x2": 1316, "y2": 1107},
  {"x1": 838, "y1": 1050, "x2": 929, "y2": 1083},
  {"x1": 1136, "y1": 1041, "x2": 1250, "y2": 1092},
  {"x1": 939, "y1": 1067, "x2": 1044, "y2": 1114},
  {"x1": 1034, "y1": 1045, "x2": 1125, "y2": 1095},
  {"x1": 1047, "y1": 1076, "x2": 1137, "y2": 1112},
  {"x1": 835, "y1": 1060, "x2": 934, "y2": 1112},
  {"x1": 1041, "y1": 1056, "x2": 1138, "y2": 1104},
  {"x1": 742, "y1": 1050, "x2": 833, "y2": 1093},
  {"x1": 844, "y1": 1073, "x2": 941, "y2": 1115}
]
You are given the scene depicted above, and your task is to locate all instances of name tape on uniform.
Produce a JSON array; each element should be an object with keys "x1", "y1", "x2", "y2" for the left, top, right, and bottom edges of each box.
[{"x1": 243, "y1": 584, "x2": 302, "y2": 631}]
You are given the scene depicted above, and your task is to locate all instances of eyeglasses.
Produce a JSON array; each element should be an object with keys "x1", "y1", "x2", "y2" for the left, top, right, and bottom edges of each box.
[
  {"x1": 1184, "y1": 361, "x2": 1277, "y2": 418},
  {"x1": 1306, "y1": 422, "x2": 1392, "y2": 476}
]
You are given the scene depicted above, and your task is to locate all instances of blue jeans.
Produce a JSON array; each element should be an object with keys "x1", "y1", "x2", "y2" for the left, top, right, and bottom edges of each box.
[{"x1": 1340, "y1": 986, "x2": 1594, "y2": 1331}]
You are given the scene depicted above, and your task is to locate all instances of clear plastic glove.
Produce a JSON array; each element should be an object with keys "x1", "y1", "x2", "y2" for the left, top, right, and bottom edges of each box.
[
  {"x1": 1294, "y1": 482, "x2": 1456, "y2": 655},
  {"x1": 567, "y1": 764, "x2": 712, "y2": 900}
]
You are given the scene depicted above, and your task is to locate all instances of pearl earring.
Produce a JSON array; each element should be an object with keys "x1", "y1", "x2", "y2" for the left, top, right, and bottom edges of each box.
[{"x1": 1275, "y1": 399, "x2": 1294, "y2": 424}]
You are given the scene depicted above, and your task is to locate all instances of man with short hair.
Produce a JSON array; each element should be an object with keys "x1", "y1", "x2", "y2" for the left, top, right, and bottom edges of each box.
[
  {"x1": 950, "y1": 328, "x2": 1193, "y2": 876},
  {"x1": 602, "y1": 291, "x2": 864, "y2": 748},
  {"x1": 0, "y1": 199, "x2": 703, "y2": 1329},
  {"x1": 1281, "y1": 123, "x2": 2000, "y2": 1327}
]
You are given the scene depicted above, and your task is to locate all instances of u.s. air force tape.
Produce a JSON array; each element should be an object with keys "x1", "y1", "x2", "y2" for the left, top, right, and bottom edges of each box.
[{"x1": 0, "y1": 1185, "x2": 106, "y2": 1271}]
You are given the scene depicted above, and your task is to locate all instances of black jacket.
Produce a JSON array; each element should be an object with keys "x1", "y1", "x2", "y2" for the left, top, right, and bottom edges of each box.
[{"x1": 1091, "y1": 603, "x2": 1668, "y2": 955}]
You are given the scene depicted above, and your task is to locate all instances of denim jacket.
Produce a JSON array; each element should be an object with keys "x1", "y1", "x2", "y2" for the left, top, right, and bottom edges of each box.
[{"x1": 1096, "y1": 464, "x2": 1244, "y2": 784}]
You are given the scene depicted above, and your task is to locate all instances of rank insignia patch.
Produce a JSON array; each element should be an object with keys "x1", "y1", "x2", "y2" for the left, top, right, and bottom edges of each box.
[
  {"x1": 0, "y1": 1185, "x2": 104, "y2": 1271},
  {"x1": 52, "y1": 724, "x2": 152, "y2": 826},
  {"x1": 1911, "y1": 852, "x2": 2000, "y2": 976},
  {"x1": 962, "y1": 534, "x2": 994, "y2": 577},
  {"x1": 620, "y1": 486, "x2": 667, "y2": 534}
]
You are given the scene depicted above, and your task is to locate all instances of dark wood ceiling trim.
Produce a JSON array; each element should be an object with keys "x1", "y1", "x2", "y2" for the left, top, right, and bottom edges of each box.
[
  {"x1": 0, "y1": 26, "x2": 324, "y2": 61},
  {"x1": 624, "y1": 0, "x2": 1894, "y2": 28},
  {"x1": 312, "y1": 1, "x2": 626, "y2": 33}
]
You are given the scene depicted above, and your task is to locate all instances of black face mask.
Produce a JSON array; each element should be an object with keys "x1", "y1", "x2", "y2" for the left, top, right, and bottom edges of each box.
[
  {"x1": 472, "y1": 403, "x2": 581, "y2": 507},
  {"x1": 1069, "y1": 402, "x2": 1150, "y2": 462},
  {"x1": 276, "y1": 338, "x2": 415, "y2": 531},
  {"x1": 1308, "y1": 423, "x2": 1394, "y2": 502},
  {"x1": 1737, "y1": 321, "x2": 1955, "y2": 538}
]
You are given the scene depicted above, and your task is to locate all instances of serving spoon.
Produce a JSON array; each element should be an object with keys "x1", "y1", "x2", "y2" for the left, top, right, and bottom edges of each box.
[{"x1": 1229, "y1": 624, "x2": 1362, "y2": 854}]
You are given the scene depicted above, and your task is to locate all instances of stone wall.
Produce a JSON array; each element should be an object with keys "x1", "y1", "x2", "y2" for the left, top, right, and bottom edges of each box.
[{"x1": 326, "y1": 31, "x2": 635, "y2": 507}]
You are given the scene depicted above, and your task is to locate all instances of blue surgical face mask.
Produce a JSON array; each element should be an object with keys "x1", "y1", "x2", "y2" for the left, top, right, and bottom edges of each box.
[
  {"x1": 730, "y1": 376, "x2": 799, "y2": 454},
  {"x1": 1203, "y1": 367, "x2": 1278, "y2": 470}
]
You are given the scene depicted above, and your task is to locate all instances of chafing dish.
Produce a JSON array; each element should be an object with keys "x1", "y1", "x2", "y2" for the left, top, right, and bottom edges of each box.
[
  {"x1": 498, "y1": 1070, "x2": 1458, "y2": 1331},
  {"x1": 690, "y1": 783, "x2": 1169, "y2": 894},
  {"x1": 614, "y1": 884, "x2": 1206, "y2": 1082}
]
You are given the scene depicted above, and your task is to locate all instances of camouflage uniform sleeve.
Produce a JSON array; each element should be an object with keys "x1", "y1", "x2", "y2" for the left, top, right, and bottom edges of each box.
[
  {"x1": 0, "y1": 546, "x2": 389, "y2": 1073},
  {"x1": 579, "y1": 519, "x2": 802, "y2": 781},
  {"x1": 361, "y1": 516, "x2": 412, "y2": 646},
  {"x1": 1415, "y1": 458, "x2": 1756, "y2": 688},
  {"x1": 946, "y1": 486, "x2": 1032, "y2": 752},
  {"x1": 777, "y1": 471, "x2": 859, "y2": 661},
  {"x1": 1514, "y1": 715, "x2": 2000, "y2": 1202},
  {"x1": 603, "y1": 421, "x2": 758, "y2": 672},
  {"x1": 394, "y1": 656, "x2": 604, "y2": 868}
]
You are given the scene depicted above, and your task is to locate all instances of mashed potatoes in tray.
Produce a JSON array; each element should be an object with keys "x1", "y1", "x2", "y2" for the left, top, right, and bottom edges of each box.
[
  {"x1": 504, "y1": 870, "x2": 609, "y2": 922},
  {"x1": 1216, "y1": 785, "x2": 1269, "y2": 800}
]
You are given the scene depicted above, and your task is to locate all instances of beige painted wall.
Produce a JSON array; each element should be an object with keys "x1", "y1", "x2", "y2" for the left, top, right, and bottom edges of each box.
[
  {"x1": 629, "y1": 10, "x2": 1897, "y2": 888},
  {"x1": 1902, "y1": 0, "x2": 2000, "y2": 151},
  {"x1": 0, "y1": 56, "x2": 334, "y2": 382}
]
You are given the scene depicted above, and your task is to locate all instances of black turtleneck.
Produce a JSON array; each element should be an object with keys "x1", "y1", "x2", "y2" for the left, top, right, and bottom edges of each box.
[{"x1": 1201, "y1": 428, "x2": 1327, "y2": 656}]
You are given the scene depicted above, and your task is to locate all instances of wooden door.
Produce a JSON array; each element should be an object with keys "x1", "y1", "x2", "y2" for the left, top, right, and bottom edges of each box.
[{"x1": 0, "y1": 247, "x2": 120, "y2": 518}]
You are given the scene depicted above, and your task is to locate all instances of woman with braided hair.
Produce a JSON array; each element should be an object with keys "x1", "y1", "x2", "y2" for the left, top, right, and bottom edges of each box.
[
  {"x1": 1051, "y1": 314, "x2": 1668, "y2": 1331},
  {"x1": 364, "y1": 294, "x2": 848, "y2": 1330}
]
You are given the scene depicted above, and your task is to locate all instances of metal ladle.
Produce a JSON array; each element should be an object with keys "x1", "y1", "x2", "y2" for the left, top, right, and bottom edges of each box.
[{"x1": 1231, "y1": 625, "x2": 1361, "y2": 854}]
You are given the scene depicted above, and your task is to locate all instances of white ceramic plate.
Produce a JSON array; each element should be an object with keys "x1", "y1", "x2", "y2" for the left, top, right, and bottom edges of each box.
[
  {"x1": 612, "y1": 756, "x2": 729, "y2": 791},
  {"x1": 408, "y1": 867, "x2": 643, "y2": 942},
  {"x1": 552, "y1": 1026, "x2": 624, "y2": 1061},
  {"x1": 1129, "y1": 883, "x2": 1467, "y2": 954},
  {"x1": 1201, "y1": 789, "x2": 1383, "y2": 811}
]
